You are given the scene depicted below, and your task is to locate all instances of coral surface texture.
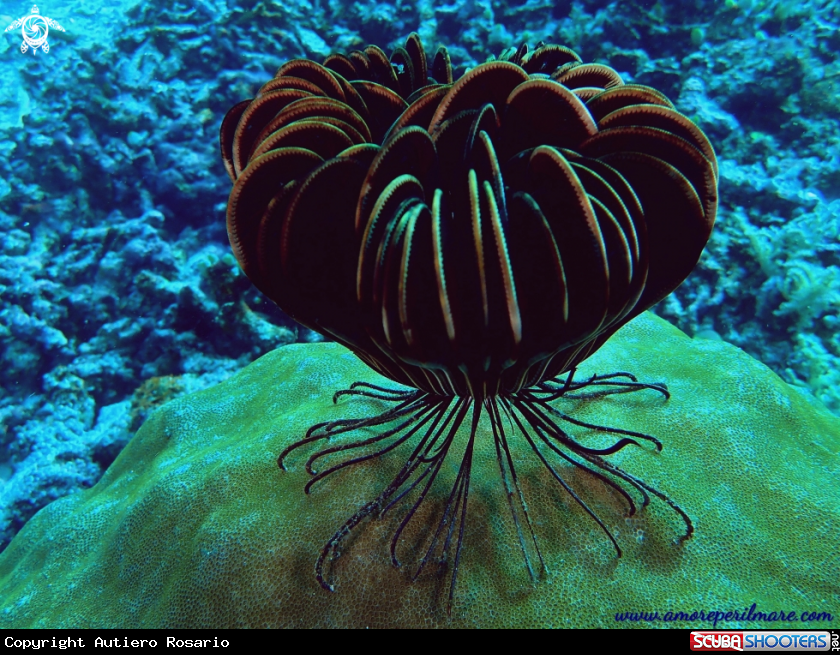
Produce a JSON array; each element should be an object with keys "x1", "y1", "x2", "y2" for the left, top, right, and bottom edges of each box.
[{"x1": 0, "y1": 313, "x2": 836, "y2": 628}]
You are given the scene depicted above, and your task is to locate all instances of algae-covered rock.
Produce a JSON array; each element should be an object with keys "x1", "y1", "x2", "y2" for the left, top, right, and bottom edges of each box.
[{"x1": 0, "y1": 313, "x2": 837, "y2": 628}]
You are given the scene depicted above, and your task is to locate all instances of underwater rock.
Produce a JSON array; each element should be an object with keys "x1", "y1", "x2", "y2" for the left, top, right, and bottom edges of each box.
[
  {"x1": 0, "y1": 313, "x2": 836, "y2": 628},
  {"x1": 0, "y1": 205, "x2": 300, "y2": 551}
]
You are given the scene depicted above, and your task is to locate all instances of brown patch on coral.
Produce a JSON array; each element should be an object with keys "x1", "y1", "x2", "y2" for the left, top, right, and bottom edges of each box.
[{"x1": 129, "y1": 375, "x2": 186, "y2": 432}]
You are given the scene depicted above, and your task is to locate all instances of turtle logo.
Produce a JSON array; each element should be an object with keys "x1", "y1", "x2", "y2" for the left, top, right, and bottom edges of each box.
[{"x1": 4, "y1": 5, "x2": 65, "y2": 54}]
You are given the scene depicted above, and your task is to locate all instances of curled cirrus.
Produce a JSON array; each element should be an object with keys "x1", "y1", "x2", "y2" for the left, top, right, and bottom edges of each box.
[{"x1": 220, "y1": 34, "x2": 718, "y2": 400}]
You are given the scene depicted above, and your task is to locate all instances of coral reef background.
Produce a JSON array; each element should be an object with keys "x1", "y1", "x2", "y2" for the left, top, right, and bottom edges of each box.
[{"x1": 0, "y1": 0, "x2": 838, "y2": 552}]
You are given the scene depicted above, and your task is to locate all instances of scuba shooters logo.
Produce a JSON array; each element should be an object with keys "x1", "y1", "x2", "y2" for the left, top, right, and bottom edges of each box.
[
  {"x1": 690, "y1": 631, "x2": 835, "y2": 651},
  {"x1": 4, "y1": 5, "x2": 65, "y2": 54}
]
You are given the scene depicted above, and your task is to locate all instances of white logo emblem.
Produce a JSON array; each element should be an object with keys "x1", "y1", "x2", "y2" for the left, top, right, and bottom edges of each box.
[{"x1": 4, "y1": 5, "x2": 65, "y2": 54}]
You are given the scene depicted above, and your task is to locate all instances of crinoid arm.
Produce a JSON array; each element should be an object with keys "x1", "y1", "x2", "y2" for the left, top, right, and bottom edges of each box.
[{"x1": 278, "y1": 370, "x2": 693, "y2": 614}]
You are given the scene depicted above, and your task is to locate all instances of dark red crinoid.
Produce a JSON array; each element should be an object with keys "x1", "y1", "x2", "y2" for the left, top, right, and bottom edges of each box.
[{"x1": 221, "y1": 34, "x2": 717, "y2": 610}]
